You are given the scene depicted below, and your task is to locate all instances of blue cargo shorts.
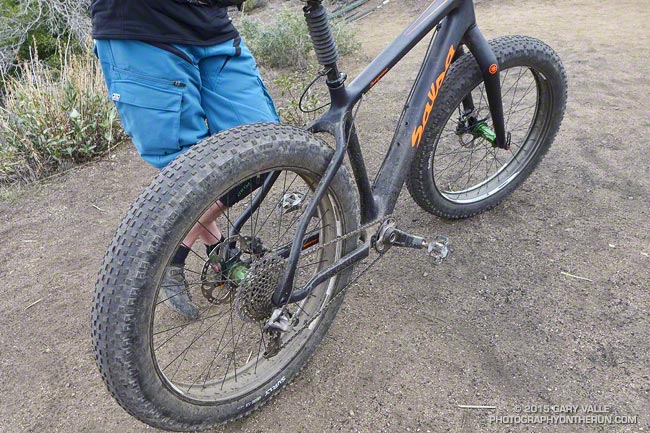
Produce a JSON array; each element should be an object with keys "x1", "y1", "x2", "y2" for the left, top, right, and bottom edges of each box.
[{"x1": 94, "y1": 37, "x2": 279, "y2": 169}]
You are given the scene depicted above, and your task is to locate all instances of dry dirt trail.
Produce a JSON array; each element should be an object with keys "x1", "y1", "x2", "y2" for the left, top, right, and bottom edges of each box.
[{"x1": 1, "y1": 0, "x2": 649, "y2": 432}]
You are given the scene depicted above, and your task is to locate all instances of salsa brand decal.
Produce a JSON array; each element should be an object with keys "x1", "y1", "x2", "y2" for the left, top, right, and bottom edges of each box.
[{"x1": 411, "y1": 45, "x2": 456, "y2": 148}]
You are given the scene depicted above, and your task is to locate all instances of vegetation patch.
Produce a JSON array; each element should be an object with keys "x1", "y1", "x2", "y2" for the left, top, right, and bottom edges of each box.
[
  {"x1": 0, "y1": 1, "x2": 358, "y2": 184},
  {"x1": 0, "y1": 46, "x2": 127, "y2": 184},
  {"x1": 239, "y1": 8, "x2": 359, "y2": 69}
]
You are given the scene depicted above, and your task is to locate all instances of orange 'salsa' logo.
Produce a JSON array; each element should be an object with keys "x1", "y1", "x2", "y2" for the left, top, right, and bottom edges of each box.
[{"x1": 411, "y1": 44, "x2": 456, "y2": 148}]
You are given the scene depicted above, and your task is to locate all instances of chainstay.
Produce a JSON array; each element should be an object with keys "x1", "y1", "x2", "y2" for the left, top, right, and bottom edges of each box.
[
  {"x1": 274, "y1": 215, "x2": 393, "y2": 351},
  {"x1": 298, "y1": 215, "x2": 393, "y2": 259}
]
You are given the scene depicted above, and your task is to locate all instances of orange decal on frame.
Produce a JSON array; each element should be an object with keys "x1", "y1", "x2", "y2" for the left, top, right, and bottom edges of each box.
[
  {"x1": 411, "y1": 44, "x2": 456, "y2": 148},
  {"x1": 370, "y1": 68, "x2": 390, "y2": 89}
]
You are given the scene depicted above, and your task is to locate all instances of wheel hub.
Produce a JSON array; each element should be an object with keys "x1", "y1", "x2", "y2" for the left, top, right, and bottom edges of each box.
[
  {"x1": 200, "y1": 238, "x2": 253, "y2": 305},
  {"x1": 456, "y1": 114, "x2": 497, "y2": 148}
]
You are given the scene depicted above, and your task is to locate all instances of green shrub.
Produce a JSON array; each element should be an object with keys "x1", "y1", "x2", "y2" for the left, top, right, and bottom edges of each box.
[
  {"x1": 239, "y1": 8, "x2": 359, "y2": 69},
  {"x1": 0, "y1": 46, "x2": 127, "y2": 184},
  {"x1": 242, "y1": 0, "x2": 268, "y2": 13}
]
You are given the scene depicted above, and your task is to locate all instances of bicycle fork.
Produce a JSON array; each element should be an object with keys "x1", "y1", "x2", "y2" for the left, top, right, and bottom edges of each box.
[{"x1": 459, "y1": 25, "x2": 511, "y2": 150}]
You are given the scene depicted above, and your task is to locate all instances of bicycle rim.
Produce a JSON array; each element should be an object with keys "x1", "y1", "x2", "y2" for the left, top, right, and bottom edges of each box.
[
  {"x1": 432, "y1": 65, "x2": 550, "y2": 204},
  {"x1": 150, "y1": 168, "x2": 344, "y2": 404}
]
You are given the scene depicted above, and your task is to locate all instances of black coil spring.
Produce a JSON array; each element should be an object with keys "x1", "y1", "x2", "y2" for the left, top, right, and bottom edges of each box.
[{"x1": 304, "y1": 5, "x2": 339, "y2": 66}]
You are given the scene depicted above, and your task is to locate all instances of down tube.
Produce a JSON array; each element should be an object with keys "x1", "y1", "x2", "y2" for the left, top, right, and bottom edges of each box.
[{"x1": 372, "y1": 11, "x2": 473, "y2": 216}]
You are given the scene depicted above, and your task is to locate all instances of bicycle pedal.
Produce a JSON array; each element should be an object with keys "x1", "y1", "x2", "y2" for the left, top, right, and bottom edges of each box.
[
  {"x1": 278, "y1": 192, "x2": 306, "y2": 214},
  {"x1": 425, "y1": 235, "x2": 450, "y2": 262}
]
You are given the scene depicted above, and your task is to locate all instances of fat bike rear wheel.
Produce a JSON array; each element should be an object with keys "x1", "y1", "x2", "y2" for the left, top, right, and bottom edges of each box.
[{"x1": 92, "y1": 124, "x2": 360, "y2": 431}]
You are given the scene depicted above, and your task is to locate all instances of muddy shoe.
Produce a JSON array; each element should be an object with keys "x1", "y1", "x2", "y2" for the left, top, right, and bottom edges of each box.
[{"x1": 160, "y1": 266, "x2": 199, "y2": 320}]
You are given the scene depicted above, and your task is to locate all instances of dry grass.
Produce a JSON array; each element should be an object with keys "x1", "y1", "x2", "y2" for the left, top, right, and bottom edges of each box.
[
  {"x1": 239, "y1": 8, "x2": 359, "y2": 69},
  {"x1": 0, "y1": 44, "x2": 126, "y2": 184}
]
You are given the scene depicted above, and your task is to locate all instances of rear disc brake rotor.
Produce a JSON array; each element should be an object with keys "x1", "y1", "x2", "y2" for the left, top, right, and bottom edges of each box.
[
  {"x1": 200, "y1": 260, "x2": 233, "y2": 304},
  {"x1": 200, "y1": 238, "x2": 250, "y2": 305}
]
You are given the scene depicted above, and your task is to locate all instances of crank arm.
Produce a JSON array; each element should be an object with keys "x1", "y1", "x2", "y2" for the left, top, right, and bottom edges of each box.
[
  {"x1": 381, "y1": 226, "x2": 426, "y2": 249},
  {"x1": 376, "y1": 219, "x2": 451, "y2": 261}
]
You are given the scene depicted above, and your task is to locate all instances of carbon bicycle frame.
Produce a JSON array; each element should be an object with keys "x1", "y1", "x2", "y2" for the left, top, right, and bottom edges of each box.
[{"x1": 243, "y1": 0, "x2": 509, "y2": 306}]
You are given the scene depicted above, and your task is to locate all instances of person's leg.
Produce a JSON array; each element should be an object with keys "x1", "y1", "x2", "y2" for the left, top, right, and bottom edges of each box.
[
  {"x1": 94, "y1": 40, "x2": 209, "y2": 168},
  {"x1": 183, "y1": 202, "x2": 225, "y2": 248},
  {"x1": 96, "y1": 39, "x2": 224, "y2": 251},
  {"x1": 173, "y1": 38, "x2": 279, "y2": 255},
  {"x1": 198, "y1": 37, "x2": 279, "y2": 133},
  {"x1": 95, "y1": 40, "x2": 217, "y2": 319},
  {"x1": 192, "y1": 39, "x2": 280, "y2": 240}
]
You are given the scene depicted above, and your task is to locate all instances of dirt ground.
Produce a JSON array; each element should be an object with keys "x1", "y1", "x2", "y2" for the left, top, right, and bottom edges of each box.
[{"x1": 1, "y1": 0, "x2": 649, "y2": 432}]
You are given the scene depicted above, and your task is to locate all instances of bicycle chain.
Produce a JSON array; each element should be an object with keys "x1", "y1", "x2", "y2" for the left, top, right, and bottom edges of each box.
[{"x1": 269, "y1": 215, "x2": 393, "y2": 353}]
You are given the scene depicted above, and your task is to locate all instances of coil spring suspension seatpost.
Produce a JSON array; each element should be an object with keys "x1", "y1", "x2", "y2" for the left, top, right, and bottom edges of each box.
[{"x1": 303, "y1": 1, "x2": 345, "y2": 87}]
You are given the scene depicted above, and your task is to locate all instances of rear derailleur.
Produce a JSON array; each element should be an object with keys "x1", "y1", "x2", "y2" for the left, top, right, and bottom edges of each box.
[{"x1": 263, "y1": 308, "x2": 297, "y2": 359}]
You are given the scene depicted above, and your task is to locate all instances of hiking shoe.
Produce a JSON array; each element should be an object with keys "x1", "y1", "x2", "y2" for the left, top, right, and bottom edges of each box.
[{"x1": 160, "y1": 266, "x2": 200, "y2": 320}]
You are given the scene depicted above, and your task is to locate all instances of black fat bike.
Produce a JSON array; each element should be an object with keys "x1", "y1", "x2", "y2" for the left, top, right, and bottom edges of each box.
[{"x1": 92, "y1": 0, "x2": 567, "y2": 430}]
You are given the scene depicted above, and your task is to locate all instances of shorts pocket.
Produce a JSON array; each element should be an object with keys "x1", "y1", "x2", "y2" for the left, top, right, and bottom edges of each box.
[
  {"x1": 110, "y1": 80, "x2": 183, "y2": 160},
  {"x1": 256, "y1": 77, "x2": 279, "y2": 122}
]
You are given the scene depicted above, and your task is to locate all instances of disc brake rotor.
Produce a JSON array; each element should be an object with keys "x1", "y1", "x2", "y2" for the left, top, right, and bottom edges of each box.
[
  {"x1": 200, "y1": 260, "x2": 234, "y2": 304},
  {"x1": 200, "y1": 236, "x2": 255, "y2": 305}
]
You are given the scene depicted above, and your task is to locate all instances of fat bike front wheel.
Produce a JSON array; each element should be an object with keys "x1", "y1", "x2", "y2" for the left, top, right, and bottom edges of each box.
[{"x1": 407, "y1": 35, "x2": 568, "y2": 218}]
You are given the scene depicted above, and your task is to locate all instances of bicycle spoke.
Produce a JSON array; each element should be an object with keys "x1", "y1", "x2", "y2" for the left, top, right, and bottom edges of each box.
[
  {"x1": 164, "y1": 305, "x2": 219, "y2": 377},
  {"x1": 435, "y1": 149, "x2": 472, "y2": 176},
  {"x1": 220, "y1": 313, "x2": 245, "y2": 390},
  {"x1": 505, "y1": 68, "x2": 526, "y2": 126},
  {"x1": 196, "y1": 311, "x2": 236, "y2": 391},
  {"x1": 254, "y1": 172, "x2": 300, "y2": 239},
  {"x1": 506, "y1": 78, "x2": 536, "y2": 125},
  {"x1": 254, "y1": 323, "x2": 266, "y2": 374},
  {"x1": 432, "y1": 63, "x2": 546, "y2": 202},
  {"x1": 150, "y1": 165, "x2": 344, "y2": 402},
  {"x1": 435, "y1": 147, "x2": 475, "y2": 157},
  {"x1": 153, "y1": 310, "x2": 229, "y2": 337},
  {"x1": 463, "y1": 145, "x2": 477, "y2": 190}
]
